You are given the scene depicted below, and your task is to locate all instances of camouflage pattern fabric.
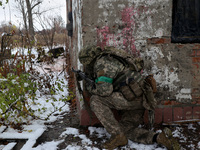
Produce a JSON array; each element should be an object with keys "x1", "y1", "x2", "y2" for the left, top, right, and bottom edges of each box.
[
  {"x1": 90, "y1": 93, "x2": 155, "y2": 144},
  {"x1": 86, "y1": 55, "x2": 125, "y2": 97},
  {"x1": 84, "y1": 54, "x2": 156, "y2": 144},
  {"x1": 78, "y1": 46, "x2": 102, "y2": 65}
]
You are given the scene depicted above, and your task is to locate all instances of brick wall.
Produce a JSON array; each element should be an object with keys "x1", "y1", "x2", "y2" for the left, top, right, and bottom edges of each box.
[
  {"x1": 67, "y1": 0, "x2": 200, "y2": 126},
  {"x1": 143, "y1": 37, "x2": 200, "y2": 124}
]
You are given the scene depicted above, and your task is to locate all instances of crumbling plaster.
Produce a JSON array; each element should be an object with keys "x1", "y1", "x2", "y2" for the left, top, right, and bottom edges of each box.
[
  {"x1": 73, "y1": 0, "x2": 193, "y2": 103},
  {"x1": 82, "y1": 0, "x2": 172, "y2": 42}
]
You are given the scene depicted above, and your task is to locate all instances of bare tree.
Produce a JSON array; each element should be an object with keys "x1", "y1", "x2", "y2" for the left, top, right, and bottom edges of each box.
[
  {"x1": 15, "y1": 0, "x2": 42, "y2": 39},
  {"x1": 36, "y1": 15, "x2": 64, "y2": 51},
  {"x1": 15, "y1": 0, "x2": 28, "y2": 32},
  {"x1": 26, "y1": 0, "x2": 42, "y2": 38}
]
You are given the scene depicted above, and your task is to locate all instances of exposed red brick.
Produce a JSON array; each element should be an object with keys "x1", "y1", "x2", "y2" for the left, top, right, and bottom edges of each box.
[
  {"x1": 163, "y1": 100, "x2": 181, "y2": 106},
  {"x1": 155, "y1": 108, "x2": 163, "y2": 124},
  {"x1": 196, "y1": 51, "x2": 200, "y2": 56},
  {"x1": 193, "y1": 106, "x2": 200, "y2": 119},
  {"x1": 176, "y1": 44, "x2": 185, "y2": 49},
  {"x1": 191, "y1": 77, "x2": 200, "y2": 87},
  {"x1": 193, "y1": 45, "x2": 200, "y2": 50},
  {"x1": 191, "y1": 94, "x2": 200, "y2": 100},
  {"x1": 192, "y1": 88, "x2": 200, "y2": 93},
  {"x1": 147, "y1": 38, "x2": 152, "y2": 44},
  {"x1": 191, "y1": 50, "x2": 196, "y2": 57},
  {"x1": 164, "y1": 100, "x2": 172, "y2": 105},
  {"x1": 192, "y1": 57, "x2": 200, "y2": 63},
  {"x1": 155, "y1": 38, "x2": 165, "y2": 44},
  {"x1": 183, "y1": 107, "x2": 193, "y2": 120},
  {"x1": 80, "y1": 109, "x2": 100, "y2": 126},
  {"x1": 82, "y1": 90, "x2": 91, "y2": 102},
  {"x1": 173, "y1": 107, "x2": 183, "y2": 121},
  {"x1": 147, "y1": 38, "x2": 171, "y2": 44},
  {"x1": 163, "y1": 107, "x2": 172, "y2": 123},
  {"x1": 196, "y1": 100, "x2": 200, "y2": 104},
  {"x1": 191, "y1": 100, "x2": 197, "y2": 105},
  {"x1": 155, "y1": 38, "x2": 170, "y2": 44},
  {"x1": 192, "y1": 64, "x2": 199, "y2": 69},
  {"x1": 191, "y1": 69, "x2": 200, "y2": 77},
  {"x1": 173, "y1": 101, "x2": 182, "y2": 105}
]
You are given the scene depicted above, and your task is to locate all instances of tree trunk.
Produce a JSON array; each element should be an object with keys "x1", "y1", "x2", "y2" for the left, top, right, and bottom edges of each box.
[
  {"x1": 21, "y1": 0, "x2": 28, "y2": 33},
  {"x1": 25, "y1": 0, "x2": 35, "y2": 39}
]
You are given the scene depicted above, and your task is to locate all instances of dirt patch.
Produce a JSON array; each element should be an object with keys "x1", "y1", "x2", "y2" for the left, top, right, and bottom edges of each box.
[
  {"x1": 34, "y1": 108, "x2": 200, "y2": 150},
  {"x1": 34, "y1": 108, "x2": 105, "y2": 149},
  {"x1": 34, "y1": 109, "x2": 79, "y2": 145},
  {"x1": 154, "y1": 123, "x2": 200, "y2": 150}
]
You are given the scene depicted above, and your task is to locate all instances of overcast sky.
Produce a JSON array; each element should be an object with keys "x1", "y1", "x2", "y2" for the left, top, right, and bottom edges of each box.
[{"x1": 0, "y1": 0, "x2": 66, "y2": 29}]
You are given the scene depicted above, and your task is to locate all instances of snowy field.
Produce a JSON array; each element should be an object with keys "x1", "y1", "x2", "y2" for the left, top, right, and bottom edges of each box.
[{"x1": 0, "y1": 48, "x2": 199, "y2": 150}]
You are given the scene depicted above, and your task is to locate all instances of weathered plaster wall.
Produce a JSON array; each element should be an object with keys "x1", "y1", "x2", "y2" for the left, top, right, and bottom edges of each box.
[
  {"x1": 69, "y1": 0, "x2": 200, "y2": 125},
  {"x1": 82, "y1": 0, "x2": 171, "y2": 45},
  {"x1": 81, "y1": 0, "x2": 190, "y2": 101}
]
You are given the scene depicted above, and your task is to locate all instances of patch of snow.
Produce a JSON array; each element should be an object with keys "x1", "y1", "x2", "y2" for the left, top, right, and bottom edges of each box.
[
  {"x1": 173, "y1": 127, "x2": 187, "y2": 142},
  {"x1": 60, "y1": 127, "x2": 92, "y2": 145},
  {"x1": 32, "y1": 140, "x2": 64, "y2": 150},
  {"x1": 128, "y1": 140, "x2": 165, "y2": 150},
  {"x1": 60, "y1": 127, "x2": 79, "y2": 136},
  {"x1": 2, "y1": 143, "x2": 16, "y2": 150},
  {"x1": 188, "y1": 124, "x2": 196, "y2": 131},
  {"x1": 88, "y1": 127, "x2": 110, "y2": 138},
  {"x1": 0, "y1": 126, "x2": 7, "y2": 133}
]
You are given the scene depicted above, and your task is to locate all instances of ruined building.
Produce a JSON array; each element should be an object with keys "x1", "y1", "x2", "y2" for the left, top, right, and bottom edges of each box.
[{"x1": 66, "y1": 0, "x2": 200, "y2": 126}]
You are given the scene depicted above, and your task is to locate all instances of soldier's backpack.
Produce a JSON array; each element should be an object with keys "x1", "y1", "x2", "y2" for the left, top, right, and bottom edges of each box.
[{"x1": 98, "y1": 46, "x2": 144, "y2": 72}]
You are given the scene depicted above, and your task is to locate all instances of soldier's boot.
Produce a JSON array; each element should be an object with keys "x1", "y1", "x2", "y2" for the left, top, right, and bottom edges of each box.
[
  {"x1": 103, "y1": 133, "x2": 128, "y2": 150},
  {"x1": 157, "y1": 127, "x2": 181, "y2": 150}
]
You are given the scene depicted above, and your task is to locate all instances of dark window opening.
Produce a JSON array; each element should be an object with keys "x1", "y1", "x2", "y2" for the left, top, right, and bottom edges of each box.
[
  {"x1": 171, "y1": 0, "x2": 200, "y2": 43},
  {"x1": 67, "y1": 12, "x2": 73, "y2": 37}
]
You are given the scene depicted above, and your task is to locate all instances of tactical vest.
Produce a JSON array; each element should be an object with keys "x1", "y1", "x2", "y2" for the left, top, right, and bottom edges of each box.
[
  {"x1": 103, "y1": 47, "x2": 156, "y2": 111},
  {"x1": 113, "y1": 68, "x2": 157, "y2": 111},
  {"x1": 113, "y1": 69, "x2": 144, "y2": 100},
  {"x1": 90, "y1": 46, "x2": 157, "y2": 111}
]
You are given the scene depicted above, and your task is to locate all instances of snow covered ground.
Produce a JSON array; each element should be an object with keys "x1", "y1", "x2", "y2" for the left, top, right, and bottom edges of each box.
[{"x1": 0, "y1": 48, "x2": 200, "y2": 150}]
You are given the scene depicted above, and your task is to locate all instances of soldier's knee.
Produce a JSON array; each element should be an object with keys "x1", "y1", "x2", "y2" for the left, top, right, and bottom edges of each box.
[{"x1": 90, "y1": 95, "x2": 101, "y2": 109}]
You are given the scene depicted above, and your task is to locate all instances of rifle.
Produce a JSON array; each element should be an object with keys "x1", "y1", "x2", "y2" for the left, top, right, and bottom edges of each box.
[
  {"x1": 72, "y1": 67, "x2": 94, "y2": 124},
  {"x1": 72, "y1": 67, "x2": 95, "y2": 88}
]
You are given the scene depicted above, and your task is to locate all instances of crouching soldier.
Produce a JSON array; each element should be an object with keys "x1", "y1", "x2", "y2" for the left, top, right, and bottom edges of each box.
[{"x1": 77, "y1": 46, "x2": 180, "y2": 150}]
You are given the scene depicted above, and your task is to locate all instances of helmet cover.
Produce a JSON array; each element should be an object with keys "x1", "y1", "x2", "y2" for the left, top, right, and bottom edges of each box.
[{"x1": 78, "y1": 46, "x2": 102, "y2": 65}]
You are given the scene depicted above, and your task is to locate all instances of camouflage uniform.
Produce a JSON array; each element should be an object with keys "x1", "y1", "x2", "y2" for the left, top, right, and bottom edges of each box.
[
  {"x1": 85, "y1": 55, "x2": 155, "y2": 144},
  {"x1": 78, "y1": 46, "x2": 181, "y2": 150}
]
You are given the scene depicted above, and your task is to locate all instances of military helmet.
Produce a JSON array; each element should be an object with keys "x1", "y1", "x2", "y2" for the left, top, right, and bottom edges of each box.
[{"x1": 78, "y1": 46, "x2": 102, "y2": 65}]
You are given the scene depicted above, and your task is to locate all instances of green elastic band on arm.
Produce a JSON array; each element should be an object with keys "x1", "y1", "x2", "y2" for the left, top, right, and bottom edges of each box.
[{"x1": 95, "y1": 76, "x2": 113, "y2": 83}]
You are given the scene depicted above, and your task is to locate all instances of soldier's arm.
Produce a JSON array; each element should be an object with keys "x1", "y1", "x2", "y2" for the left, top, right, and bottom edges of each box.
[{"x1": 87, "y1": 56, "x2": 124, "y2": 97}]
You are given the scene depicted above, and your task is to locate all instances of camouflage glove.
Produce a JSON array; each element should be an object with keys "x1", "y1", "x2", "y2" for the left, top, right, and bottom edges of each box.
[{"x1": 86, "y1": 82, "x2": 95, "y2": 93}]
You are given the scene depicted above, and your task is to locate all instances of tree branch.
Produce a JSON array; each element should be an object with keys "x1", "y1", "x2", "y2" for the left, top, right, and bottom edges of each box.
[{"x1": 31, "y1": 1, "x2": 41, "y2": 11}]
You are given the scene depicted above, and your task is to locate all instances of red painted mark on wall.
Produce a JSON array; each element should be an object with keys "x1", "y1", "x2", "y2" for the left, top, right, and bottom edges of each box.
[
  {"x1": 96, "y1": 7, "x2": 146, "y2": 56},
  {"x1": 121, "y1": 7, "x2": 137, "y2": 54},
  {"x1": 96, "y1": 26, "x2": 110, "y2": 49}
]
